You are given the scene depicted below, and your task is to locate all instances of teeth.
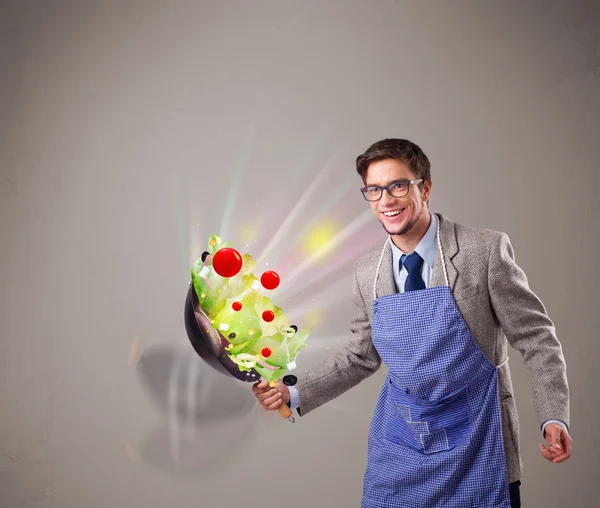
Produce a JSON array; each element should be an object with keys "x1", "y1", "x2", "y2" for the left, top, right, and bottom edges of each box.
[{"x1": 384, "y1": 210, "x2": 402, "y2": 217}]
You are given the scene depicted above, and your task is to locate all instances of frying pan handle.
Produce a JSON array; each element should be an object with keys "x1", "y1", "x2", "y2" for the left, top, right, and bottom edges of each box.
[
  {"x1": 278, "y1": 374, "x2": 297, "y2": 421},
  {"x1": 278, "y1": 402, "x2": 294, "y2": 422}
]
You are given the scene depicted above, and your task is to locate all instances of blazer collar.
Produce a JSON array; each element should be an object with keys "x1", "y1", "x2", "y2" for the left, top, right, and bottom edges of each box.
[
  {"x1": 431, "y1": 213, "x2": 459, "y2": 290},
  {"x1": 374, "y1": 212, "x2": 459, "y2": 299}
]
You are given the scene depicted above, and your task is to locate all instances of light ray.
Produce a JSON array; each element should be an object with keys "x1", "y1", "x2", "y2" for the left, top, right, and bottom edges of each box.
[
  {"x1": 285, "y1": 276, "x2": 352, "y2": 319},
  {"x1": 275, "y1": 208, "x2": 373, "y2": 293},
  {"x1": 253, "y1": 152, "x2": 340, "y2": 268},
  {"x1": 168, "y1": 350, "x2": 185, "y2": 465},
  {"x1": 218, "y1": 128, "x2": 254, "y2": 243},
  {"x1": 281, "y1": 225, "x2": 384, "y2": 303}
]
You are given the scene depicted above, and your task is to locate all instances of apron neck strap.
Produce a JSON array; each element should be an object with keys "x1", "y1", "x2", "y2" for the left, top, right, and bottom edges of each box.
[
  {"x1": 373, "y1": 215, "x2": 449, "y2": 301},
  {"x1": 435, "y1": 217, "x2": 450, "y2": 288}
]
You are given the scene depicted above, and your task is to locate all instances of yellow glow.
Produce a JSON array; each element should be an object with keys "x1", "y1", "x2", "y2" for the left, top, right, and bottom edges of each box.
[
  {"x1": 301, "y1": 220, "x2": 338, "y2": 260},
  {"x1": 306, "y1": 309, "x2": 324, "y2": 328},
  {"x1": 240, "y1": 219, "x2": 262, "y2": 244}
]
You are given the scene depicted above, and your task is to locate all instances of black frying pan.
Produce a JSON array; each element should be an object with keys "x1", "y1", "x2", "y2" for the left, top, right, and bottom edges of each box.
[
  {"x1": 184, "y1": 280, "x2": 295, "y2": 421},
  {"x1": 184, "y1": 281, "x2": 261, "y2": 382}
]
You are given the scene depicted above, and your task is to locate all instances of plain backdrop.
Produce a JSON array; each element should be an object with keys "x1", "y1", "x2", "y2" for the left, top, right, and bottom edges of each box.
[{"x1": 1, "y1": 1, "x2": 599, "y2": 507}]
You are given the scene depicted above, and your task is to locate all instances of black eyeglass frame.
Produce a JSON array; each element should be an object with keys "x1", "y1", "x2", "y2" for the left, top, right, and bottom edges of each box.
[{"x1": 360, "y1": 178, "x2": 424, "y2": 202}]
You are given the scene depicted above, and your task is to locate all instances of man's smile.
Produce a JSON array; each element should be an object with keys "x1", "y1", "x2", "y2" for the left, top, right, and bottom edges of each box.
[{"x1": 381, "y1": 208, "x2": 406, "y2": 219}]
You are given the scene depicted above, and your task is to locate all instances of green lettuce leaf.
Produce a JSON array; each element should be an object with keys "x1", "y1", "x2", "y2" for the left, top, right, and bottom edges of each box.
[{"x1": 191, "y1": 234, "x2": 310, "y2": 381}]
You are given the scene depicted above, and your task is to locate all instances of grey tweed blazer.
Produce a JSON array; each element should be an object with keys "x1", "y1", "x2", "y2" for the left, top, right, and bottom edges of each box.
[{"x1": 295, "y1": 213, "x2": 570, "y2": 483}]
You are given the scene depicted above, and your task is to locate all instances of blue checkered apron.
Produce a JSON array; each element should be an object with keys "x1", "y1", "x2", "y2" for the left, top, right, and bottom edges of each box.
[{"x1": 362, "y1": 229, "x2": 511, "y2": 508}]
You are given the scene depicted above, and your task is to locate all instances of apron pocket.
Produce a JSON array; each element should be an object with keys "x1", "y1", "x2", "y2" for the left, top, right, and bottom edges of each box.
[{"x1": 385, "y1": 378, "x2": 472, "y2": 455}]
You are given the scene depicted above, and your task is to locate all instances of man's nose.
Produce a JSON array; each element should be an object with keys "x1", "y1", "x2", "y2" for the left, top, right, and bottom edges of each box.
[{"x1": 379, "y1": 189, "x2": 396, "y2": 207}]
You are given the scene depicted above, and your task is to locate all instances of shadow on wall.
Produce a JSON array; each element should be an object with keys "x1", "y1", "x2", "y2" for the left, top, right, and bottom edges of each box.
[{"x1": 134, "y1": 345, "x2": 259, "y2": 477}]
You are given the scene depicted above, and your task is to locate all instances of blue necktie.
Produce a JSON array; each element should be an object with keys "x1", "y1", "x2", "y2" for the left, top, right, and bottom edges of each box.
[{"x1": 401, "y1": 252, "x2": 426, "y2": 292}]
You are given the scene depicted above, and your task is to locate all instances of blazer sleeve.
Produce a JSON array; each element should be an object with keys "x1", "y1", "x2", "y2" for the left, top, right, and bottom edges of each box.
[
  {"x1": 488, "y1": 232, "x2": 570, "y2": 429},
  {"x1": 295, "y1": 262, "x2": 382, "y2": 416}
]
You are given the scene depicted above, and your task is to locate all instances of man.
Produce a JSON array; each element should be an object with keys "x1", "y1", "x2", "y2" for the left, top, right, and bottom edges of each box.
[{"x1": 253, "y1": 139, "x2": 572, "y2": 507}]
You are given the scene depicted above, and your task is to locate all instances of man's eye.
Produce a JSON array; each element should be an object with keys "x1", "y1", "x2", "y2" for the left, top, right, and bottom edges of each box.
[
  {"x1": 367, "y1": 187, "x2": 379, "y2": 193},
  {"x1": 391, "y1": 183, "x2": 407, "y2": 191}
]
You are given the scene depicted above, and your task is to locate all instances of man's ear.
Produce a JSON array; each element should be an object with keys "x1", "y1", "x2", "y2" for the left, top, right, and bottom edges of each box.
[{"x1": 422, "y1": 179, "x2": 432, "y2": 202}]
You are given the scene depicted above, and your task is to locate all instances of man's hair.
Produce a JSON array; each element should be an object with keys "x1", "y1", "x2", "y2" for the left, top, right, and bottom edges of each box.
[{"x1": 356, "y1": 138, "x2": 431, "y2": 184}]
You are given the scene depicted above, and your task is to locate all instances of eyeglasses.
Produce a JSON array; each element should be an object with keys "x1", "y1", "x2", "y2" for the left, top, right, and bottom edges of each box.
[{"x1": 360, "y1": 179, "x2": 423, "y2": 201}]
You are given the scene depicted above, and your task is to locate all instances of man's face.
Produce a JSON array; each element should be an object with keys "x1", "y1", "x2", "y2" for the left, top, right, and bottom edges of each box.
[{"x1": 364, "y1": 158, "x2": 431, "y2": 237}]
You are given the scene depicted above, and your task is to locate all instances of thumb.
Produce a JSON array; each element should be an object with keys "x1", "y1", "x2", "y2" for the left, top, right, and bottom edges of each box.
[
  {"x1": 252, "y1": 378, "x2": 269, "y2": 391},
  {"x1": 545, "y1": 426, "x2": 563, "y2": 451}
]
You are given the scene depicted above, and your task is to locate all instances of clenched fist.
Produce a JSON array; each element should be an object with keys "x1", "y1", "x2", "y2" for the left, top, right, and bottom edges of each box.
[{"x1": 252, "y1": 378, "x2": 290, "y2": 410}]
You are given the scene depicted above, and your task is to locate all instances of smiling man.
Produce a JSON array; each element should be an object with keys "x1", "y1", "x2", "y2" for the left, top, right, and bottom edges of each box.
[{"x1": 253, "y1": 138, "x2": 571, "y2": 507}]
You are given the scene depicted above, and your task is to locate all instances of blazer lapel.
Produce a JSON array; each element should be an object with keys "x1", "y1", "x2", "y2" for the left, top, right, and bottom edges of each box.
[
  {"x1": 375, "y1": 240, "x2": 397, "y2": 299},
  {"x1": 431, "y1": 213, "x2": 459, "y2": 291}
]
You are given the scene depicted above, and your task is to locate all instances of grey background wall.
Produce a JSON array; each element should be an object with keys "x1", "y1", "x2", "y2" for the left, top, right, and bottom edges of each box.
[{"x1": 1, "y1": 1, "x2": 598, "y2": 507}]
